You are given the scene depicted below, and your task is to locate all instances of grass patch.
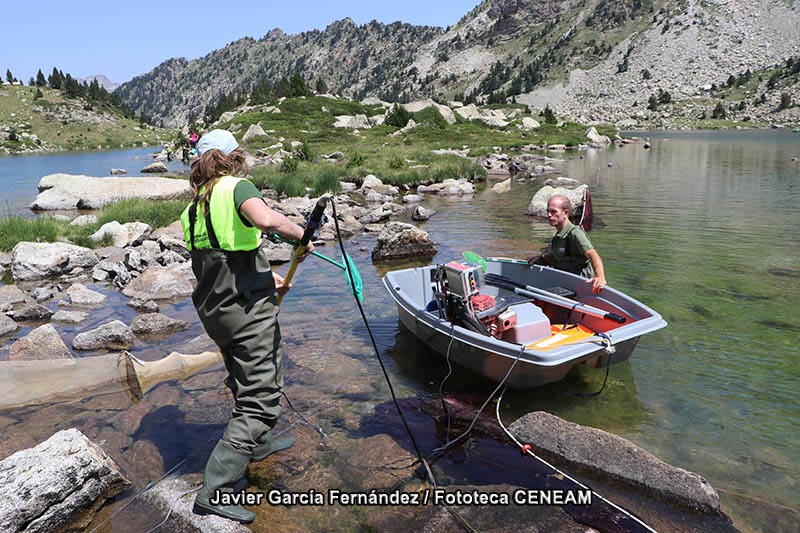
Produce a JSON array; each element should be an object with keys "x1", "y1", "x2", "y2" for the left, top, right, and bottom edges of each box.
[
  {"x1": 0, "y1": 216, "x2": 61, "y2": 252},
  {"x1": 0, "y1": 198, "x2": 187, "y2": 252}
]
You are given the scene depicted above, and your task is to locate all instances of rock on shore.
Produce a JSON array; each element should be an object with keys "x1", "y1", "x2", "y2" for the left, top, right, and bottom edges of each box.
[{"x1": 29, "y1": 174, "x2": 190, "y2": 210}]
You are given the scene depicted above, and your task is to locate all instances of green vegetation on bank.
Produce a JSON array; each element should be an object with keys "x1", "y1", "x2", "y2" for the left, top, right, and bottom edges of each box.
[
  {"x1": 218, "y1": 94, "x2": 614, "y2": 197},
  {"x1": 0, "y1": 198, "x2": 186, "y2": 252},
  {"x1": 0, "y1": 84, "x2": 169, "y2": 153}
]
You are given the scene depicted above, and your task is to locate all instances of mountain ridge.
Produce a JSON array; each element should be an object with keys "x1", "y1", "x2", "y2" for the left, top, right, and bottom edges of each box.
[{"x1": 116, "y1": 0, "x2": 800, "y2": 128}]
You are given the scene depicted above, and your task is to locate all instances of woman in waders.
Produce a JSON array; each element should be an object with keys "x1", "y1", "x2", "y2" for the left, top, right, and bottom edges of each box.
[{"x1": 180, "y1": 130, "x2": 314, "y2": 523}]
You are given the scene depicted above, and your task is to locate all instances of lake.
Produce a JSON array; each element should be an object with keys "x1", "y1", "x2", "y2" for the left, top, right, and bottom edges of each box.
[
  {"x1": 0, "y1": 131, "x2": 797, "y2": 531},
  {"x1": 0, "y1": 146, "x2": 188, "y2": 215}
]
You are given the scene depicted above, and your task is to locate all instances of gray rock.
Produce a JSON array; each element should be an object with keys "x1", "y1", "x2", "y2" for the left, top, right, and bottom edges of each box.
[
  {"x1": 411, "y1": 206, "x2": 437, "y2": 221},
  {"x1": 90, "y1": 221, "x2": 151, "y2": 248},
  {"x1": 140, "y1": 161, "x2": 168, "y2": 173},
  {"x1": 155, "y1": 249, "x2": 186, "y2": 266},
  {"x1": 73, "y1": 320, "x2": 135, "y2": 350},
  {"x1": 30, "y1": 174, "x2": 190, "y2": 210},
  {"x1": 542, "y1": 177, "x2": 583, "y2": 188},
  {"x1": 9, "y1": 323, "x2": 72, "y2": 361},
  {"x1": 51, "y1": 310, "x2": 89, "y2": 324},
  {"x1": 109, "y1": 168, "x2": 127, "y2": 175},
  {"x1": 491, "y1": 178, "x2": 512, "y2": 194},
  {"x1": 66, "y1": 283, "x2": 107, "y2": 306},
  {"x1": 0, "y1": 285, "x2": 26, "y2": 306},
  {"x1": 0, "y1": 428, "x2": 130, "y2": 533},
  {"x1": 11, "y1": 242, "x2": 98, "y2": 281},
  {"x1": 141, "y1": 478, "x2": 249, "y2": 533},
  {"x1": 372, "y1": 221, "x2": 437, "y2": 261},
  {"x1": 131, "y1": 313, "x2": 190, "y2": 336},
  {"x1": 127, "y1": 298, "x2": 160, "y2": 313},
  {"x1": 92, "y1": 260, "x2": 132, "y2": 288},
  {"x1": 242, "y1": 123, "x2": 268, "y2": 142},
  {"x1": 417, "y1": 178, "x2": 475, "y2": 196},
  {"x1": 30, "y1": 287, "x2": 53, "y2": 302},
  {"x1": 7, "y1": 303, "x2": 53, "y2": 321},
  {"x1": 69, "y1": 214, "x2": 98, "y2": 226},
  {"x1": 121, "y1": 265, "x2": 194, "y2": 301},
  {"x1": 508, "y1": 411, "x2": 722, "y2": 515},
  {"x1": 0, "y1": 313, "x2": 20, "y2": 337},
  {"x1": 158, "y1": 235, "x2": 189, "y2": 258},
  {"x1": 526, "y1": 185, "x2": 588, "y2": 218},
  {"x1": 261, "y1": 241, "x2": 294, "y2": 264}
]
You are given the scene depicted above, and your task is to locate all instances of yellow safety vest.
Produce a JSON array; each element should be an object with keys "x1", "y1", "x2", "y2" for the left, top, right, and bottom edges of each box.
[{"x1": 180, "y1": 175, "x2": 261, "y2": 251}]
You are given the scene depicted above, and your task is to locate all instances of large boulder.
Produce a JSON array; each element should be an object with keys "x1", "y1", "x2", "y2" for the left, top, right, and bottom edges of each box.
[
  {"x1": 372, "y1": 222, "x2": 437, "y2": 261},
  {"x1": 30, "y1": 174, "x2": 190, "y2": 210},
  {"x1": 0, "y1": 428, "x2": 130, "y2": 533},
  {"x1": 585, "y1": 126, "x2": 611, "y2": 145},
  {"x1": 9, "y1": 324, "x2": 72, "y2": 361},
  {"x1": 11, "y1": 242, "x2": 99, "y2": 281},
  {"x1": 508, "y1": 411, "x2": 722, "y2": 515},
  {"x1": 417, "y1": 178, "x2": 475, "y2": 196},
  {"x1": 525, "y1": 185, "x2": 587, "y2": 217}
]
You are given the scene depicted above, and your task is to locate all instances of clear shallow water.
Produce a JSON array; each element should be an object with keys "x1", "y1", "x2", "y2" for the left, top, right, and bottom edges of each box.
[
  {"x1": 1, "y1": 130, "x2": 798, "y2": 530},
  {"x1": 0, "y1": 147, "x2": 188, "y2": 215}
]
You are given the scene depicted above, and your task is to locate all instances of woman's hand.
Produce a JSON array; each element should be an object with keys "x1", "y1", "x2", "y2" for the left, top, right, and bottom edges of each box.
[
  {"x1": 296, "y1": 241, "x2": 314, "y2": 262},
  {"x1": 273, "y1": 272, "x2": 292, "y2": 296}
]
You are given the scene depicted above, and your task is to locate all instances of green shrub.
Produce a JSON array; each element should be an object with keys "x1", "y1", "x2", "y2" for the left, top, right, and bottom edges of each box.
[
  {"x1": 312, "y1": 169, "x2": 342, "y2": 195},
  {"x1": 388, "y1": 156, "x2": 406, "y2": 169},
  {"x1": 294, "y1": 140, "x2": 314, "y2": 161},
  {"x1": 281, "y1": 156, "x2": 299, "y2": 173},
  {"x1": 385, "y1": 104, "x2": 413, "y2": 128},
  {"x1": 346, "y1": 153, "x2": 366, "y2": 168}
]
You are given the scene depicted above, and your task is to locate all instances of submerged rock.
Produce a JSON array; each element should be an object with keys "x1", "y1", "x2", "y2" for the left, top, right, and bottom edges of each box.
[
  {"x1": 131, "y1": 313, "x2": 190, "y2": 336},
  {"x1": 508, "y1": 411, "x2": 723, "y2": 515},
  {"x1": 9, "y1": 324, "x2": 72, "y2": 361},
  {"x1": 0, "y1": 428, "x2": 130, "y2": 533}
]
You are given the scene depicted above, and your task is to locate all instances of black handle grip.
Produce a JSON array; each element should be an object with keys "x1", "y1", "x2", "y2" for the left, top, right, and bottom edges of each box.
[
  {"x1": 300, "y1": 196, "x2": 329, "y2": 247},
  {"x1": 606, "y1": 313, "x2": 627, "y2": 324}
]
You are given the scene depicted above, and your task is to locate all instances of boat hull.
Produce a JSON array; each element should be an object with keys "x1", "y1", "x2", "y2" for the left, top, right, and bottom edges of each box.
[{"x1": 384, "y1": 259, "x2": 666, "y2": 388}]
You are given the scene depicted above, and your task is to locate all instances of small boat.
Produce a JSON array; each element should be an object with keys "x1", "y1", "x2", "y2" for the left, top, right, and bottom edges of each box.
[{"x1": 383, "y1": 257, "x2": 667, "y2": 388}]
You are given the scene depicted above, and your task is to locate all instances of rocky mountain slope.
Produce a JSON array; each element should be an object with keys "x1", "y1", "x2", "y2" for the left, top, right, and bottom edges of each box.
[
  {"x1": 117, "y1": 0, "x2": 800, "y2": 128},
  {"x1": 0, "y1": 85, "x2": 167, "y2": 154}
]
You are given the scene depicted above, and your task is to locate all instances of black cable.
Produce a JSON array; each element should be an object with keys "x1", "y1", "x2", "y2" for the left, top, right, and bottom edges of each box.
[{"x1": 329, "y1": 198, "x2": 428, "y2": 470}]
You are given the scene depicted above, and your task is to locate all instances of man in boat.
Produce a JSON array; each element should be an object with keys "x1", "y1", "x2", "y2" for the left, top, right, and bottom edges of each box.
[{"x1": 531, "y1": 194, "x2": 607, "y2": 294}]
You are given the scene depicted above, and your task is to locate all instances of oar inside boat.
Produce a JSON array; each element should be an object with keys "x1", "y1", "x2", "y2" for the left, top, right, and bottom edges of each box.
[{"x1": 483, "y1": 273, "x2": 627, "y2": 324}]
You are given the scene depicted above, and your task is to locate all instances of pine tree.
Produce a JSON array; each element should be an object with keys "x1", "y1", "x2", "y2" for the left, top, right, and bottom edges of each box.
[
  {"x1": 48, "y1": 68, "x2": 63, "y2": 89},
  {"x1": 315, "y1": 78, "x2": 328, "y2": 94},
  {"x1": 36, "y1": 69, "x2": 46, "y2": 87},
  {"x1": 6, "y1": 69, "x2": 14, "y2": 83},
  {"x1": 543, "y1": 105, "x2": 557, "y2": 124}
]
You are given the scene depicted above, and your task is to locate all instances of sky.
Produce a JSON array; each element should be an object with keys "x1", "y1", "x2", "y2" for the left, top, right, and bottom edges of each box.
[{"x1": 1, "y1": 0, "x2": 482, "y2": 85}]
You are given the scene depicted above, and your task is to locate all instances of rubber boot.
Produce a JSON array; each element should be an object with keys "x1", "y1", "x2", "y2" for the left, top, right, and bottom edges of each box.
[
  {"x1": 251, "y1": 431, "x2": 294, "y2": 462},
  {"x1": 193, "y1": 441, "x2": 256, "y2": 524}
]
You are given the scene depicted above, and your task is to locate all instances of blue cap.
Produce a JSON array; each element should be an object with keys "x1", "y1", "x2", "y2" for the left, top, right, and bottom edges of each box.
[{"x1": 197, "y1": 129, "x2": 239, "y2": 155}]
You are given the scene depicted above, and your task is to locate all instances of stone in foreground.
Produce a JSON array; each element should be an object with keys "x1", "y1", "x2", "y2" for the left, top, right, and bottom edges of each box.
[
  {"x1": 508, "y1": 411, "x2": 722, "y2": 515},
  {"x1": 372, "y1": 221, "x2": 437, "y2": 261},
  {"x1": 0, "y1": 428, "x2": 130, "y2": 533}
]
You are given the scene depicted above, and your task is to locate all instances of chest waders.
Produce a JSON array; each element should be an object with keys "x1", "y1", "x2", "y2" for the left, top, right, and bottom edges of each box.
[
  {"x1": 182, "y1": 176, "x2": 293, "y2": 523},
  {"x1": 552, "y1": 226, "x2": 595, "y2": 279}
]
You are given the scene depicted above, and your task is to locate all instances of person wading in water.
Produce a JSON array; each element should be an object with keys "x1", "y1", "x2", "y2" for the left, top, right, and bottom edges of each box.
[{"x1": 180, "y1": 129, "x2": 314, "y2": 523}]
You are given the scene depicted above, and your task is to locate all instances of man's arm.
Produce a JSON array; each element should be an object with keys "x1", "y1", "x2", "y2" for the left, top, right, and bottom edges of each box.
[{"x1": 585, "y1": 249, "x2": 606, "y2": 293}]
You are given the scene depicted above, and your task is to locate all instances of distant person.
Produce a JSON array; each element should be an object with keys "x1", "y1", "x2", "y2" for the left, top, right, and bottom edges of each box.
[
  {"x1": 181, "y1": 146, "x2": 190, "y2": 163},
  {"x1": 188, "y1": 131, "x2": 199, "y2": 148},
  {"x1": 530, "y1": 194, "x2": 607, "y2": 293}
]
